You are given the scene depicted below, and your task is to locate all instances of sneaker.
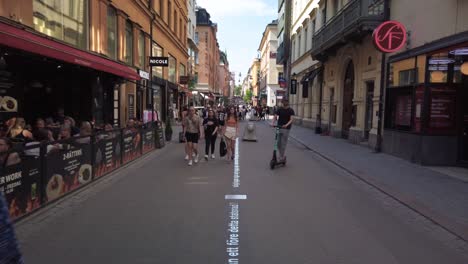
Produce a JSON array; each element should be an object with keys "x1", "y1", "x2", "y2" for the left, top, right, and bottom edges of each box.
[
  {"x1": 211, "y1": 154, "x2": 215, "y2": 159},
  {"x1": 188, "y1": 160, "x2": 193, "y2": 166},
  {"x1": 194, "y1": 154, "x2": 199, "y2": 163},
  {"x1": 204, "y1": 155, "x2": 209, "y2": 160},
  {"x1": 185, "y1": 155, "x2": 189, "y2": 160}
]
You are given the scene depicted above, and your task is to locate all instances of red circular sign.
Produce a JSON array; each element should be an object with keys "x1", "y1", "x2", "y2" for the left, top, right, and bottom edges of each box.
[{"x1": 373, "y1": 21, "x2": 407, "y2": 53}]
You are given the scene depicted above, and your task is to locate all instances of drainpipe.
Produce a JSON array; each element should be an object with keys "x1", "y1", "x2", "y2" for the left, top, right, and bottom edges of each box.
[{"x1": 375, "y1": 0, "x2": 390, "y2": 153}]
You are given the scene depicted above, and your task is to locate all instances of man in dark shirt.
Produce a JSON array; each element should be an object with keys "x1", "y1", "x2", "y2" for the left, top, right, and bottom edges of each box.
[{"x1": 271, "y1": 99, "x2": 295, "y2": 161}]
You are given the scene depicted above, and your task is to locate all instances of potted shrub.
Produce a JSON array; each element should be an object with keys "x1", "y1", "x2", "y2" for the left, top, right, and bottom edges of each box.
[{"x1": 165, "y1": 118, "x2": 173, "y2": 141}]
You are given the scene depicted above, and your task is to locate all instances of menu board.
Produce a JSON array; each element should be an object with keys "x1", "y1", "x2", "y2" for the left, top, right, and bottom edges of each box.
[
  {"x1": 122, "y1": 130, "x2": 141, "y2": 164},
  {"x1": 0, "y1": 155, "x2": 42, "y2": 219},
  {"x1": 44, "y1": 141, "x2": 93, "y2": 202},
  {"x1": 155, "y1": 123, "x2": 165, "y2": 149},
  {"x1": 128, "y1": 94, "x2": 135, "y2": 119},
  {"x1": 94, "y1": 132, "x2": 122, "y2": 178},
  {"x1": 429, "y1": 88, "x2": 456, "y2": 130},
  {"x1": 142, "y1": 129, "x2": 155, "y2": 154},
  {"x1": 395, "y1": 95, "x2": 412, "y2": 127}
]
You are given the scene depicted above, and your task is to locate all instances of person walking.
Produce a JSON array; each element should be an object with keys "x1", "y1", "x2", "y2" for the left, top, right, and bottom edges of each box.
[
  {"x1": 181, "y1": 106, "x2": 190, "y2": 160},
  {"x1": 223, "y1": 106, "x2": 239, "y2": 161},
  {"x1": 183, "y1": 106, "x2": 203, "y2": 166},
  {"x1": 271, "y1": 99, "x2": 295, "y2": 162},
  {"x1": 203, "y1": 109, "x2": 219, "y2": 160}
]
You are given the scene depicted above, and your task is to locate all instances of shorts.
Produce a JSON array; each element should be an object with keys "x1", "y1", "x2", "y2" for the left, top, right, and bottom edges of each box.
[
  {"x1": 185, "y1": 132, "x2": 199, "y2": 143},
  {"x1": 224, "y1": 126, "x2": 236, "y2": 140}
]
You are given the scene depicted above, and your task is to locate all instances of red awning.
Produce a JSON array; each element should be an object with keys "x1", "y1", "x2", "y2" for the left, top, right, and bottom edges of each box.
[{"x1": 0, "y1": 22, "x2": 141, "y2": 81}]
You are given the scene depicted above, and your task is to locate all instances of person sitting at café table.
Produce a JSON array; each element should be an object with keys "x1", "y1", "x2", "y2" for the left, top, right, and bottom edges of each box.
[
  {"x1": 7, "y1": 117, "x2": 33, "y2": 142},
  {"x1": 58, "y1": 124, "x2": 72, "y2": 140},
  {"x1": 64, "y1": 117, "x2": 80, "y2": 136},
  {"x1": 0, "y1": 138, "x2": 21, "y2": 169},
  {"x1": 24, "y1": 129, "x2": 60, "y2": 156},
  {"x1": 75, "y1": 121, "x2": 92, "y2": 144}
]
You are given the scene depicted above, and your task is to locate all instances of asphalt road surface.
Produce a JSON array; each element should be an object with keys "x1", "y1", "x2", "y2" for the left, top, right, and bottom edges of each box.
[{"x1": 16, "y1": 122, "x2": 468, "y2": 264}]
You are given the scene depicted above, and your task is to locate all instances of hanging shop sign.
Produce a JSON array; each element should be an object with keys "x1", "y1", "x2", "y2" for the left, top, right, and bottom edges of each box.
[
  {"x1": 149, "y1": 57, "x2": 169, "y2": 67},
  {"x1": 373, "y1": 20, "x2": 407, "y2": 53},
  {"x1": 179, "y1": 76, "x2": 189, "y2": 84},
  {"x1": 290, "y1": 79, "x2": 297, "y2": 94},
  {"x1": 138, "y1": 70, "x2": 150, "y2": 80}
]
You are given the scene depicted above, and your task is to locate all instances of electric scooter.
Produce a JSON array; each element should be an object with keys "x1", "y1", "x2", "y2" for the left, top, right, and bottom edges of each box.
[{"x1": 270, "y1": 126, "x2": 286, "y2": 170}]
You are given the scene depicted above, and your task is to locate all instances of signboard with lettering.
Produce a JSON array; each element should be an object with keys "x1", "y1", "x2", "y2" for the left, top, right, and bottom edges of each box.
[
  {"x1": 142, "y1": 128, "x2": 155, "y2": 154},
  {"x1": 149, "y1": 57, "x2": 169, "y2": 67},
  {"x1": 128, "y1": 94, "x2": 135, "y2": 119},
  {"x1": 429, "y1": 87, "x2": 456, "y2": 132},
  {"x1": 0, "y1": 151, "x2": 42, "y2": 220},
  {"x1": 373, "y1": 21, "x2": 407, "y2": 53},
  {"x1": 122, "y1": 130, "x2": 142, "y2": 164},
  {"x1": 94, "y1": 131, "x2": 122, "y2": 178},
  {"x1": 44, "y1": 140, "x2": 93, "y2": 202},
  {"x1": 179, "y1": 76, "x2": 189, "y2": 84},
  {"x1": 155, "y1": 122, "x2": 165, "y2": 149}
]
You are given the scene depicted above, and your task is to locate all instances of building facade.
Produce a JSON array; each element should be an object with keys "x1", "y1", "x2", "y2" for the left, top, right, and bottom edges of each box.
[
  {"x1": 0, "y1": 0, "x2": 188, "y2": 127},
  {"x1": 250, "y1": 59, "x2": 261, "y2": 106},
  {"x1": 195, "y1": 7, "x2": 219, "y2": 103},
  {"x1": 186, "y1": 0, "x2": 198, "y2": 105},
  {"x1": 217, "y1": 51, "x2": 230, "y2": 102},
  {"x1": 382, "y1": 0, "x2": 468, "y2": 166},
  {"x1": 289, "y1": 0, "x2": 322, "y2": 128},
  {"x1": 258, "y1": 20, "x2": 283, "y2": 108}
]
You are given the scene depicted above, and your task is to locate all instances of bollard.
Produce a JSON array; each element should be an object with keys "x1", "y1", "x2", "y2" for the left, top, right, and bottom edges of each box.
[{"x1": 242, "y1": 122, "x2": 257, "y2": 142}]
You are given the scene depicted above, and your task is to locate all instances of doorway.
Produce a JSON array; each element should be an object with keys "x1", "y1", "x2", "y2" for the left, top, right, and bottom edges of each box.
[
  {"x1": 342, "y1": 61, "x2": 355, "y2": 139},
  {"x1": 364, "y1": 81, "x2": 375, "y2": 140}
]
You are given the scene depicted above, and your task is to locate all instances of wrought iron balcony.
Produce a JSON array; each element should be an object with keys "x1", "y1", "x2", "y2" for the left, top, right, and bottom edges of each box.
[{"x1": 311, "y1": 0, "x2": 385, "y2": 61}]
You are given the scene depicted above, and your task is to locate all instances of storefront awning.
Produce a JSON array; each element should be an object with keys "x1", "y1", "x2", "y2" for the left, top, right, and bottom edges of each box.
[
  {"x1": 0, "y1": 22, "x2": 141, "y2": 81},
  {"x1": 301, "y1": 67, "x2": 323, "y2": 84}
]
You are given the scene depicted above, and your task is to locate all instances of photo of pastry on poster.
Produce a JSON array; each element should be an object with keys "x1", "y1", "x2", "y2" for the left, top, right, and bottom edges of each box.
[
  {"x1": 0, "y1": 157, "x2": 42, "y2": 219},
  {"x1": 44, "y1": 143, "x2": 93, "y2": 203},
  {"x1": 122, "y1": 131, "x2": 141, "y2": 164},
  {"x1": 94, "y1": 133, "x2": 122, "y2": 178}
]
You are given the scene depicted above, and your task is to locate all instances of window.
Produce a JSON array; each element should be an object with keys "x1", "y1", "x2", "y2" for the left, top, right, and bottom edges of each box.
[
  {"x1": 179, "y1": 63, "x2": 186, "y2": 78},
  {"x1": 292, "y1": 39, "x2": 296, "y2": 61},
  {"x1": 312, "y1": 19, "x2": 316, "y2": 34},
  {"x1": 174, "y1": 11, "x2": 177, "y2": 33},
  {"x1": 125, "y1": 21, "x2": 133, "y2": 65},
  {"x1": 168, "y1": 0, "x2": 171, "y2": 27},
  {"x1": 107, "y1": 6, "x2": 117, "y2": 59},
  {"x1": 321, "y1": 8, "x2": 326, "y2": 26},
  {"x1": 168, "y1": 55, "x2": 176, "y2": 83},
  {"x1": 159, "y1": 0, "x2": 164, "y2": 18},
  {"x1": 304, "y1": 27, "x2": 308, "y2": 52},
  {"x1": 138, "y1": 32, "x2": 145, "y2": 68},
  {"x1": 195, "y1": 51, "x2": 199, "y2": 64},
  {"x1": 399, "y1": 69, "x2": 417, "y2": 86},
  {"x1": 298, "y1": 34, "x2": 301, "y2": 58},
  {"x1": 180, "y1": 18, "x2": 183, "y2": 39},
  {"x1": 195, "y1": 32, "x2": 199, "y2": 44},
  {"x1": 33, "y1": 0, "x2": 89, "y2": 49},
  {"x1": 152, "y1": 42, "x2": 163, "y2": 78}
]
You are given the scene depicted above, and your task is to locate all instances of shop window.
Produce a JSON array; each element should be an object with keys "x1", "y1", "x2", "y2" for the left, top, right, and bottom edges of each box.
[
  {"x1": 33, "y1": 0, "x2": 88, "y2": 49},
  {"x1": 388, "y1": 57, "x2": 415, "y2": 87},
  {"x1": 152, "y1": 42, "x2": 163, "y2": 78},
  {"x1": 385, "y1": 87, "x2": 413, "y2": 131},
  {"x1": 125, "y1": 21, "x2": 133, "y2": 65},
  {"x1": 428, "y1": 52, "x2": 451, "y2": 84},
  {"x1": 138, "y1": 32, "x2": 145, "y2": 68},
  {"x1": 169, "y1": 55, "x2": 176, "y2": 83},
  {"x1": 107, "y1": 6, "x2": 117, "y2": 59},
  {"x1": 427, "y1": 86, "x2": 457, "y2": 134},
  {"x1": 399, "y1": 69, "x2": 417, "y2": 86}
]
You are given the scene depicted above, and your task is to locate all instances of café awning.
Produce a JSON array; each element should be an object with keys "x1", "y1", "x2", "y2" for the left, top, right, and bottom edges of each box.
[
  {"x1": 0, "y1": 22, "x2": 141, "y2": 81},
  {"x1": 301, "y1": 67, "x2": 323, "y2": 84}
]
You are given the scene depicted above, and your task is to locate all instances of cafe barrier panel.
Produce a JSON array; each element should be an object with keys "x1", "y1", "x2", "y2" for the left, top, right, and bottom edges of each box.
[{"x1": 0, "y1": 122, "x2": 166, "y2": 221}]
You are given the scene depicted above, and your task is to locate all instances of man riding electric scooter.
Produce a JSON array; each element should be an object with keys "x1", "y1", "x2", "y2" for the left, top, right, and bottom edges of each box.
[{"x1": 270, "y1": 99, "x2": 295, "y2": 168}]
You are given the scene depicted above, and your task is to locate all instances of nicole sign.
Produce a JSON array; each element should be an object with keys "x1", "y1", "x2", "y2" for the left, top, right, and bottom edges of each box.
[
  {"x1": 373, "y1": 21, "x2": 407, "y2": 53},
  {"x1": 149, "y1": 57, "x2": 169, "y2": 67}
]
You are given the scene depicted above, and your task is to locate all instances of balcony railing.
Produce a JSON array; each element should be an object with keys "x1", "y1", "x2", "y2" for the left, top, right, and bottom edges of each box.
[{"x1": 311, "y1": 0, "x2": 385, "y2": 59}]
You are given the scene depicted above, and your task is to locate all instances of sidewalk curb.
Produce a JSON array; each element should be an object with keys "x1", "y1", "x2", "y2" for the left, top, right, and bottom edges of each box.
[{"x1": 287, "y1": 131, "x2": 468, "y2": 243}]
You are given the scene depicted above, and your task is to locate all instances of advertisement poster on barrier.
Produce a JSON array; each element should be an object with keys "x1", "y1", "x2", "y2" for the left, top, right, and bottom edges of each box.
[
  {"x1": 94, "y1": 132, "x2": 122, "y2": 178},
  {"x1": 44, "y1": 142, "x2": 93, "y2": 202},
  {"x1": 142, "y1": 129, "x2": 155, "y2": 154},
  {"x1": 0, "y1": 156, "x2": 42, "y2": 219},
  {"x1": 122, "y1": 131, "x2": 142, "y2": 164}
]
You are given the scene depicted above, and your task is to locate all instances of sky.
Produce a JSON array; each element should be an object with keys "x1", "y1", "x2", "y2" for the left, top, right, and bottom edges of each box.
[{"x1": 196, "y1": 0, "x2": 279, "y2": 85}]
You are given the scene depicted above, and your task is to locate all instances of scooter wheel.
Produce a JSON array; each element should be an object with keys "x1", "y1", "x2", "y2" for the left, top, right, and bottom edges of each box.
[{"x1": 270, "y1": 160, "x2": 275, "y2": 170}]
